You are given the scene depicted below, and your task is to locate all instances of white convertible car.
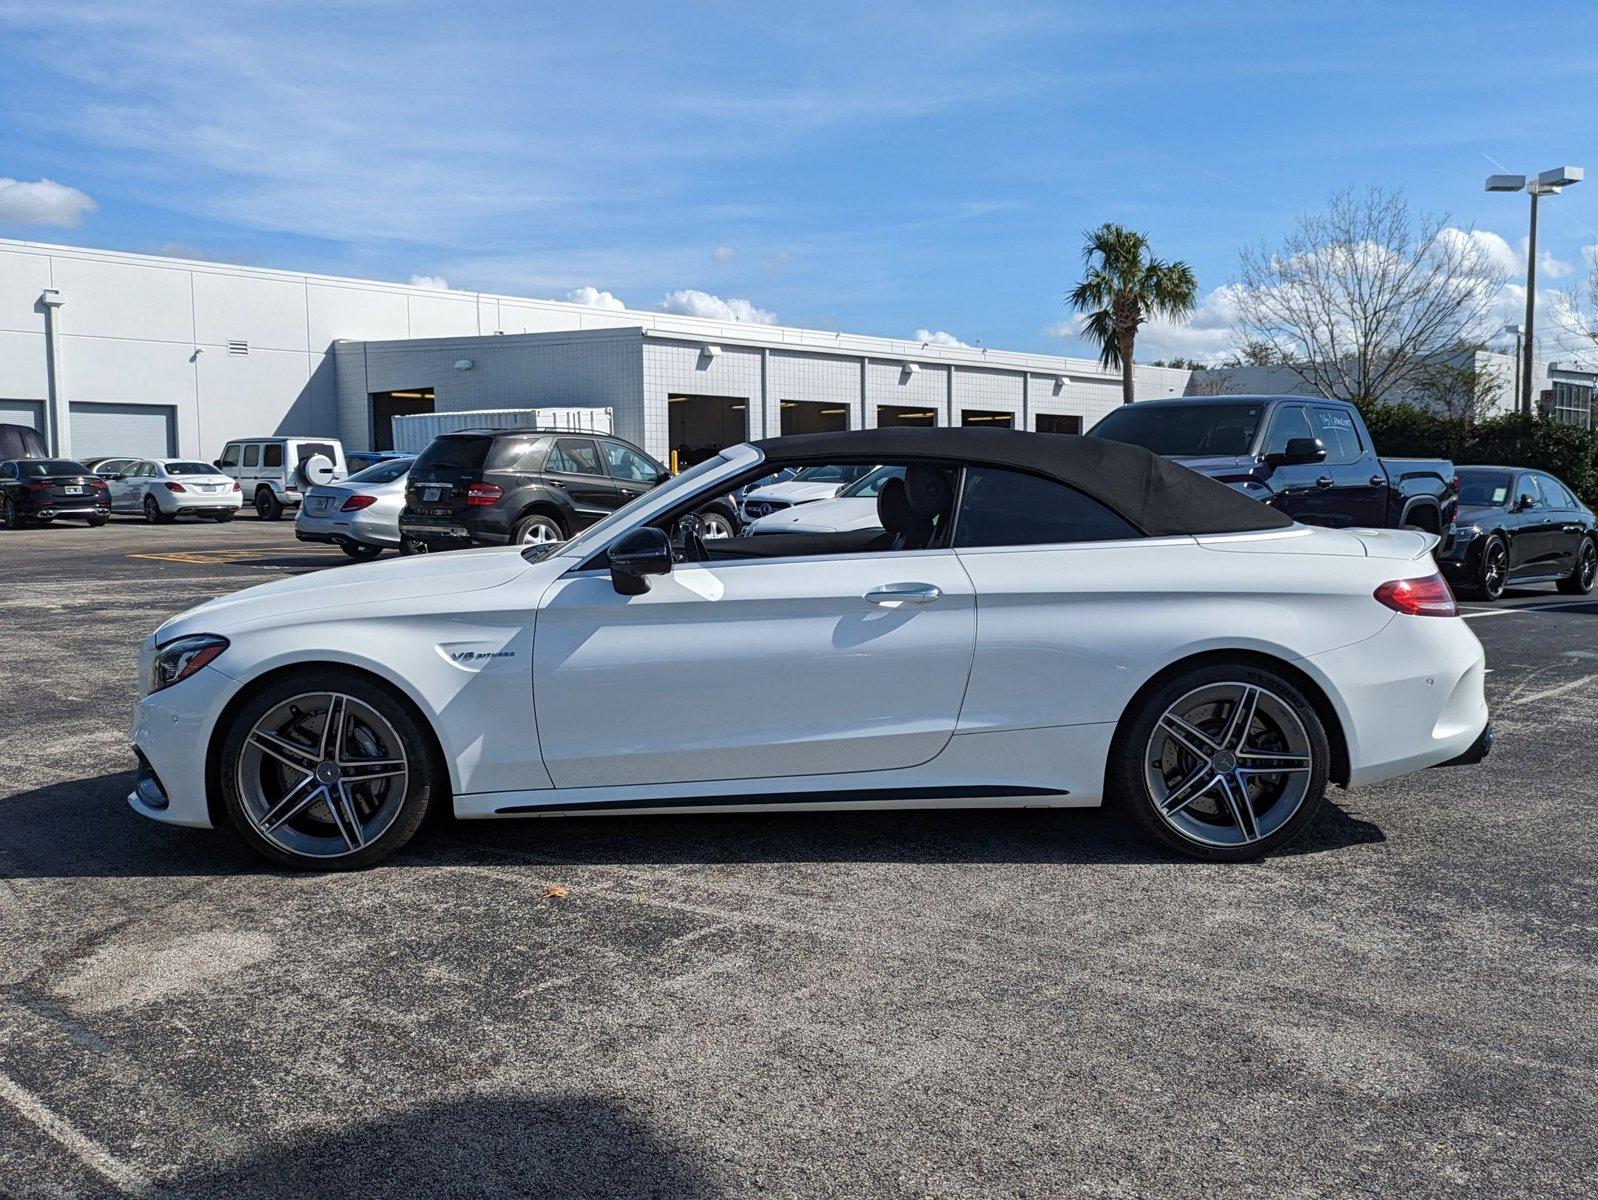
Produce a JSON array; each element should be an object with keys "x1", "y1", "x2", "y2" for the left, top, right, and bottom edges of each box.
[{"x1": 129, "y1": 428, "x2": 1491, "y2": 869}]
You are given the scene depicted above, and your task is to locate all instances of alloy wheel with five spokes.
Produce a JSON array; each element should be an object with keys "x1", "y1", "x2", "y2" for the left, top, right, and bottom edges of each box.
[
  {"x1": 228, "y1": 685, "x2": 427, "y2": 865},
  {"x1": 1144, "y1": 681, "x2": 1314, "y2": 849}
]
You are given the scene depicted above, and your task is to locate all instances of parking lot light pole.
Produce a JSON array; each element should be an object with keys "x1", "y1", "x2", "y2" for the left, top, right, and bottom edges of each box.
[{"x1": 1486, "y1": 166, "x2": 1585, "y2": 416}]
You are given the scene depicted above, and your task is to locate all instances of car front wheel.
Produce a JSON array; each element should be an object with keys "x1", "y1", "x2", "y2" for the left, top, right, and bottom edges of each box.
[
  {"x1": 218, "y1": 669, "x2": 442, "y2": 869},
  {"x1": 1109, "y1": 663, "x2": 1330, "y2": 861}
]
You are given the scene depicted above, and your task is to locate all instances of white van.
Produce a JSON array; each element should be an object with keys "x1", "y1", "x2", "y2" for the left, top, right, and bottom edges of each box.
[{"x1": 215, "y1": 436, "x2": 348, "y2": 520}]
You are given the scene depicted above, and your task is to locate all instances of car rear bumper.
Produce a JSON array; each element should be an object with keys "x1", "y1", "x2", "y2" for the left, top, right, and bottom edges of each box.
[
  {"x1": 29, "y1": 503, "x2": 108, "y2": 518},
  {"x1": 1302, "y1": 613, "x2": 1489, "y2": 787},
  {"x1": 297, "y1": 510, "x2": 399, "y2": 548}
]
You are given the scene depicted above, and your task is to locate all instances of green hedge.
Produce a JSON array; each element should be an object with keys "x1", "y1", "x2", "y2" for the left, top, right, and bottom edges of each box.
[{"x1": 1361, "y1": 405, "x2": 1598, "y2": 504}]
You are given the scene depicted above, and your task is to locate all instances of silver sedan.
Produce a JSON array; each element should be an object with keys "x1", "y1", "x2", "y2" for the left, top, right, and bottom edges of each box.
[{"x1": 294, "y1": 457, "x2": 413, "y2": 560}]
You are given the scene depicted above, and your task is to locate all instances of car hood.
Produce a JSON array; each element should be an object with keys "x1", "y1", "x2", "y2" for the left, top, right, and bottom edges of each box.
[
  {"x1": 155, "y1": 546, "x2": 533, "y2": 641},
  {"x1": 750, "y1": 496, "x2": 882, "y2": 533},
  {"x1": 744, "y1": 480, "x2": 845, "y2": 504}
]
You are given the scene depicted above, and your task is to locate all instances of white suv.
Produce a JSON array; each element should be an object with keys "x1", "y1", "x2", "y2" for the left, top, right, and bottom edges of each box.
[{"x1": 216, "y1": 437, "x2": 347, "y2": 520}]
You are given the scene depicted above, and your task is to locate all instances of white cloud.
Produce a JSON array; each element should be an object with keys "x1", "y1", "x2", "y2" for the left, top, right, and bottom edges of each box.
[
  {"x1": 659, "y1": 289, "x2": 776, "y2": 324},
  {"x1": 0, "y1": 177, "x2": 96, "y2": 228},
  {"x1": 712, "y1": 244, "x2": 734, "y2": 262},
  {"x1": 1538, "y1": 248, "x2": 1575, "y2": 279},
  {"x1": 759, "y1": 249, "x2": 792, "y2": 271},
  {"x1": 566, "y1": 285, "x2": 627, "y2": 310},
  {"x1": 407, "y1": 274, "x2": 451, "y2": 290},
  {"x1": 1137, "y1": 284, "x2": 1250, "y2": 364},
  {"x1": 914, "y1": 328, "x2": 969, "y2": 348}
]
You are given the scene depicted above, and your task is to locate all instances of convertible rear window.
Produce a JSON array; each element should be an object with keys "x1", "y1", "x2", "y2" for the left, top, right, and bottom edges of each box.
[{"x1": 952, "y1": 466, "x2": 1141, "y2": 548}]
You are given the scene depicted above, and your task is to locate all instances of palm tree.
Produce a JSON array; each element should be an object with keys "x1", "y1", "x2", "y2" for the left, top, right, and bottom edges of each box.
[{"x1": 1069, "y1": 224, "x2": 1198, "y2": 404}]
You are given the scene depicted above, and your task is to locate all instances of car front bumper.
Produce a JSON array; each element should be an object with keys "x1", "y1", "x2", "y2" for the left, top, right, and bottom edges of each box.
[{"x1": 128, "y1": 663, "x2": 241, "y2": 829}]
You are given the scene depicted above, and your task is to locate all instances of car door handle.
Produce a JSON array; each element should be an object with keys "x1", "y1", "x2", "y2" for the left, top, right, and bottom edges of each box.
[
  {"x1": 1315, "y1": 475, "x2": 1334, "y2": 489},
  {"x1": 865, "y1": 583, "x2": 941, "y2": 606},
  {"x1": 1369, "y1": 475, "x2": 1384, "y2": 487}
]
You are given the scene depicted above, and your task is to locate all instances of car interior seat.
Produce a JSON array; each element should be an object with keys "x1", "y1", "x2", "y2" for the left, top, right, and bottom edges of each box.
[{"x1": 876, "y1": 465, "x2": 954, "y2": 550}]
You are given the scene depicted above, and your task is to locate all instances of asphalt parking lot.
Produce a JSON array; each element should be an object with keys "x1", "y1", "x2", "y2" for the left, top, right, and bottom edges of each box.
[{"x1": 1, "y1": 516, "x2": 1595, "y2": 1199}]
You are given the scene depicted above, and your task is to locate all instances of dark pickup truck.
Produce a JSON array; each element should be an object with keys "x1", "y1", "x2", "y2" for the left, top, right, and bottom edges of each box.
[{"x1": 1088, "y1": 395, "x2": 1457, "y2": 535}]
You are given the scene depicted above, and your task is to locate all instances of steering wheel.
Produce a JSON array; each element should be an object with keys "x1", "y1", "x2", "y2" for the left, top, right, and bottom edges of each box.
[{"x1": 672, "y1": 513, "x2": 709, "y2": 563}]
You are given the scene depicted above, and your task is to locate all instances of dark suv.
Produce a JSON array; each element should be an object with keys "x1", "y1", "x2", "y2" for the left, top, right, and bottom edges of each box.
[{"x1": 398, "y1": 429, "x2": 738, "y2": 551}]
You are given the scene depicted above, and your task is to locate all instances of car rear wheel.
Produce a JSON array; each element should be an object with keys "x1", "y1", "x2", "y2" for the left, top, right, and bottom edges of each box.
[
  {"x1": 1109, "y1": 663, "x2": 1330, "y2": 861},
  {"x1": 1558, "y1": 536, "x2": 1597, "y2": 595},
  {"x1": 255, "y1": 487, "x2": 283, "y2": 520},
  {"x1": 3, "y1": 497, "x2": 25, "y2": 529},
  {"x1": 143, "y1": 495, "x2": 174, "y2": 524},
  {"x1": 87, "y1": 516, "x2": 108, "y2": 527},
  {"x1": 513, "y1": 513, "x2": 564, "y2": 545},
  {"x1": 218, "y1": 670, "x2": 442, "y2": 870},
  {"x1": 697, "y1": 508, "x2": 735, "y2": 539},
  {"x1": 1458, "y1": 535, "x2": 1507, "y2": 601},
  {"x1": 340, "y1": 541, "x2": 383, "y2": 561},
  {"x1": 212, "y1": 510, "x2": 234, "y2": 523}
]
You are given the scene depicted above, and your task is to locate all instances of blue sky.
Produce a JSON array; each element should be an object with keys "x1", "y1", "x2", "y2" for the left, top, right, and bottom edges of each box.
[{"x1": 2, "y1": 1, "x2": 1595, "y2": 361}]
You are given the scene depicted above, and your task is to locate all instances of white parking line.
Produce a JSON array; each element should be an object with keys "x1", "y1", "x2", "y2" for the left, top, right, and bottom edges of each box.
[
  {"x1": 0, "y1": 1071, "x2": 149, "y2": 1195},
  {"x1": 1461, "y1": 601, "x2": 1598, "y2": 619}
]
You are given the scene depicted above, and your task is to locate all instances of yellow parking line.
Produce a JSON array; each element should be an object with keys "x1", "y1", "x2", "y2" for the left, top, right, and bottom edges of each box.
[{"x1": 126, "y1": 549, "x2": 269, "y2": 565}]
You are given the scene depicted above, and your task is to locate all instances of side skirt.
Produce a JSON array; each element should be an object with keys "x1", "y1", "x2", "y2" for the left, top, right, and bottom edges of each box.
[{"x1": 492, "y1": 784, "x2": 1069, "y2": 816}]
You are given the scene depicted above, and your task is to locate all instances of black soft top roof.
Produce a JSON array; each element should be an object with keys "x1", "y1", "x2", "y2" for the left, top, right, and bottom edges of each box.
[{"x1": 749, "y1": 427, "x2": 1292, "y2": 537}]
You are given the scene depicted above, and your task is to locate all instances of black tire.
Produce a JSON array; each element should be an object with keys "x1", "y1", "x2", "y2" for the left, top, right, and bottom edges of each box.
[
  {"x1": 86, "y1": 516, "x2": 108, "y2": 528},
  {"x1": 255, "y1": 487, "x2": 284, "y2": 520},
  {"x1": 2, "y1": 496, "x2": 25, "y2": 530},
  {"x1": 212, "y1": 510, "x2": 235, "y2": 523},
  {"x1": 399, "y1": 537, "x2": 426, "y2": 556},
  {"x1": 1457, "y1": 534, "x2": 1507, "y2": 601},
  {"x1": 143, "y1": 495, "x2": 175, "y2": 524},
  {"x1": 1107, "y1": 661, "x2": 1331, "y2": 862},
  {"x1": 340, "y1": 541, "x2": 383, "y2": 561},
  {"x1": 511, "y1": 511, "x2": 565, "y2": 546},
  {"x1": 217, "y1": 667, "x2": 444, "y2": 870},
  {"x1": 1557, "y1": 536, "x2": 1597, "y2": 595}
]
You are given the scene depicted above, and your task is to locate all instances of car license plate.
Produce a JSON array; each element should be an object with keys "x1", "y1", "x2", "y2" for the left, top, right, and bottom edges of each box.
[
  {"x1": 422, "y1": 487, "x2": 441, "y2": 502},
  {"x1": 62, "y1": 485, "x2": 82, "y2": 495},
  {"x1": 310, "y1": 497, "x2": 331, "y2": 512}
]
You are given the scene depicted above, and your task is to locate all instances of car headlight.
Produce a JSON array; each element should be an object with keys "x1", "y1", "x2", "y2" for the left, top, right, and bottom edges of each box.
[{"x1": 149, "y1": 634, "x2": 229, "y2": 693}]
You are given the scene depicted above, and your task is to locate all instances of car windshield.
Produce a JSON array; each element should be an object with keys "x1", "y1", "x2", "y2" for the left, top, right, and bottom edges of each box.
[
  {"x1": 841, "y1": 465, "x2": 906, "y2": 498},
  {"x1": 1458, "y1": 471, "x2": 1513, "y2": 508},
  {"x1": 347, "y1": 459, "x2": 413, "y2": 484},
  {"x1": 553, "y1": 452, "x2": 745, "y2": 560},
  {"x1": 792, "y1": 464, "x2": 873, "y2": 484},
  {"x1": 1090, "y1": 403, "x2": 1266, "y2": 457},
  {"x1": 164, "y1": 461, "x2": 216, "y2": 475},
  {"x1": 20, "y1": 459, "x2": 88, "y2": 477}
]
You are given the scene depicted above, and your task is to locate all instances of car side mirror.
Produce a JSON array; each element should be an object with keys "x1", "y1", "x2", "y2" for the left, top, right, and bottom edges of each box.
[
  {"x1": 1515, "y1": 493, "x2": 1537, "y2": 512},
  {"x1": 213, "y1": 460, "x2": 223, "y2": 469},
  {"x1": 1266, "y1": 436, "x2": 1327, "y2": 466},
  {"x1": 655, "y1": 470, "x2": 672, "y2": 485},
  {"x1": 608, "y1": 526, "x2": 672, "y2": 595},
  {"x1": 109, "y1": 473, "x2": 124, "y2": 481}
]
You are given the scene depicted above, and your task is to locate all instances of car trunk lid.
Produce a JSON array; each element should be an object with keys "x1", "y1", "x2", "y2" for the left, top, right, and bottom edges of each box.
[{"x1": 405, "y1": 435, "x2": 494, "y2": 520}]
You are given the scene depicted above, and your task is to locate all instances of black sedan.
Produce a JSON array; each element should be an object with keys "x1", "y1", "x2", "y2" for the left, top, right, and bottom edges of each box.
[
  {"x1": 1438, "y1": 466, "x2": 1596, "y2": 601},
  {"x1": 0, "y1": 458, "x2": 111, "y2": 529}
]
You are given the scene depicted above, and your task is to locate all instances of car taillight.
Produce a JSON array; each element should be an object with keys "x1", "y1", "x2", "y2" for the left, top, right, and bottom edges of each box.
[
  {"x1": 1374, "y1": 574, "x2": 1457, "y2": 617},
  {"x1": 89, "y1": 478, "x2": 108, "y2": 490},
  {"x1": 341, "y1": 495, "x2": 377, "y2": 512},
  {"x1": 165, "y1": 482, "x2": 187, "y2": 493},
  {"x1": 231, "y1": 481, "x2": 241, "y2": 492},
  {"x1": 24, "y1": 481, "x2": 50, "y2": 492},
  {"x1": 466, "y1": 482, "x2": 502, "y2": 506}
]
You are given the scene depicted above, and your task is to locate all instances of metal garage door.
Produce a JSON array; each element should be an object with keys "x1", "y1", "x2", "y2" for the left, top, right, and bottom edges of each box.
[
  {"x1": 0, "y1": 399, "x2": 44, "y2": 430},
  {"x1": 70, "y1": 402, "x2": 176, "y2": 459}
]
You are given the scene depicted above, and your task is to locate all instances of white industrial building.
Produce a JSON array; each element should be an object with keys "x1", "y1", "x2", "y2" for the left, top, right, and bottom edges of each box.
[{"x1": 0, "y1": 238, "x2": 1192, "y2": 465}]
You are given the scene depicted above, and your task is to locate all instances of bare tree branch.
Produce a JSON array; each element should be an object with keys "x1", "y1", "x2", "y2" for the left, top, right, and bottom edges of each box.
[{"x1": 1235, "y1": 187, "x2": 1509, "y2": 407}]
